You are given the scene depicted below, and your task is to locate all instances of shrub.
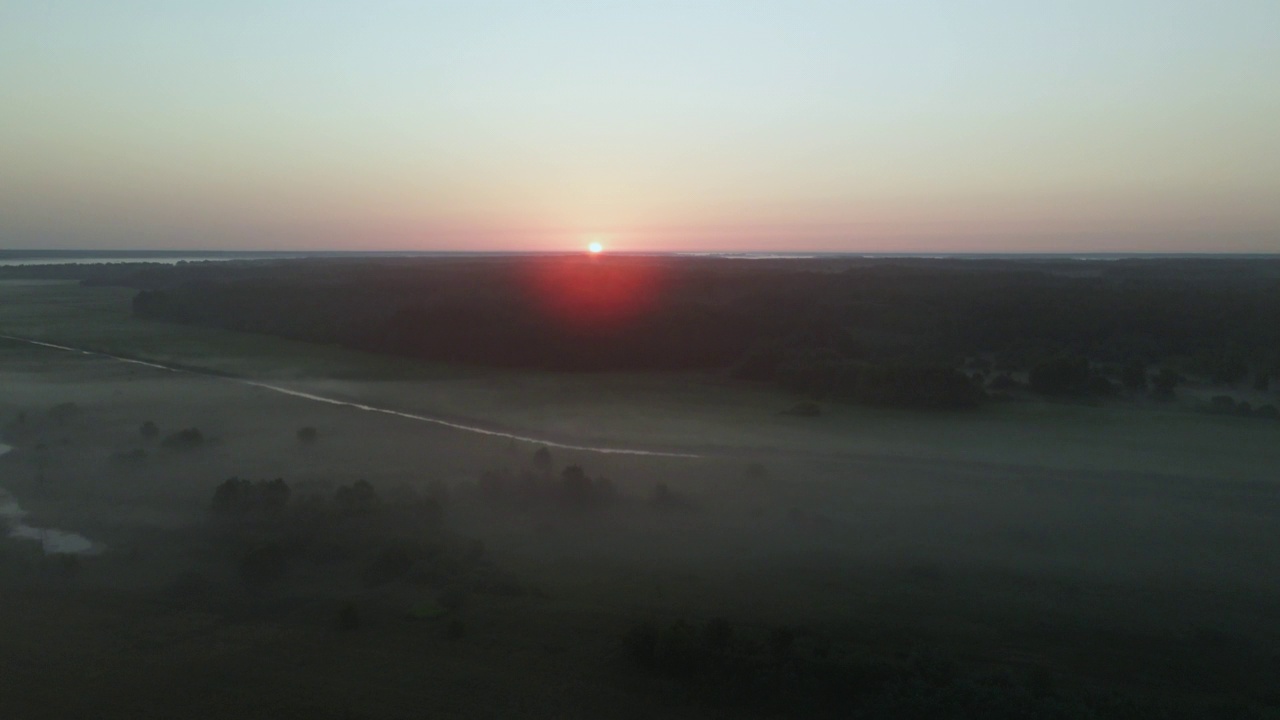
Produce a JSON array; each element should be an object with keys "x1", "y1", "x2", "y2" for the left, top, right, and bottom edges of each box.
[
  {"x1": 560, "y1": 465, "x2": 592, "y2": 505},
  {"x1": 532, "y1": 446, "x2": 553, "y2": 477},
  {"x1": 160, "y1": 427, "x2": 204, "y2": 450},
  {"x1": 651, "y1": 482, "x2": 675, "y2": 509},
  {"x1": 335, "y1": 480, "x2": 379, "y2": 515},
  {"x1": 211, "y1": 477, "x2": 291, "y2": 517}
]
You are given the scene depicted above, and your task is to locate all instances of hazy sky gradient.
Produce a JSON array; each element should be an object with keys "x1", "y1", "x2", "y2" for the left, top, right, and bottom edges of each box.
[{"x1": 2, "y1": 1, "x2": 1277, "y2": 252}]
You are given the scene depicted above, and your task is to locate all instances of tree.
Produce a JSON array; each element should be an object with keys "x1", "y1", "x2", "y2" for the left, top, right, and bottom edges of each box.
[
  {"x1": 212, "y1": 477, "x2": 291, "y2": 516},
  {"x1": 560, "y1": 465, "x2": 592, "y2": 505},
  {"x1": 296, "y1": 426, "x2": 318, "y2": 445},
  {"x1": 212, "y1": 477, "x2": 253, "y2": 516},
  {"x1": 335, "y1": 480, "x2": 378, "y2": 515},
  {"x1": 651, "y1": 482, "x2": 679, "y2": 510},
  {"x1": 594, "y1": 476, "x2": 617, "y2": 503},
  {"x1": 257, "y1": 478, "x2": 291, "y2": 515},
  {"x1": 140, "y1": 421, "x2": 159, "y2": 438},
  {"x1": 160, "y1": 427, "x2": 204, "y2": 450},
  {"x1": 532, "y1": 447, "x2": 553, "y2": 477}
]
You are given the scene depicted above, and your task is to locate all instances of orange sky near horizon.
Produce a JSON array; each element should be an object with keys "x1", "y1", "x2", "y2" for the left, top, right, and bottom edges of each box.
[{"x1": 1, "y1": 2, "x2": 1277, "y2": 253}]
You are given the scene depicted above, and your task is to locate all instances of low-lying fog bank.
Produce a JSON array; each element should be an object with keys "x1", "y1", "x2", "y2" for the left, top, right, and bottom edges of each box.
[{"x1": 0, "y1": 443, "x2": 101, "y2": 555}]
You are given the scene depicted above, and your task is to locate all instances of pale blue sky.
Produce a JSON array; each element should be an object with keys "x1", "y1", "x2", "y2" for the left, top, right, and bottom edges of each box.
[{"x1": 2, "y1": 1, "x2": 1277, "y2": 251}]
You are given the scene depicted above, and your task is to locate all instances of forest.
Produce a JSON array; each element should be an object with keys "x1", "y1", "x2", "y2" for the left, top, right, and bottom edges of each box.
[{"x1": 25, "y1": 254, "x2": 1277, "y2": 411}]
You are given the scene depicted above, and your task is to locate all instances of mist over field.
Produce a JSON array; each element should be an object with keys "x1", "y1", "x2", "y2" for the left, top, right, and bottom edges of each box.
[{"x1": 0, "y1": 256, "x2": 1277, "y2": 719}]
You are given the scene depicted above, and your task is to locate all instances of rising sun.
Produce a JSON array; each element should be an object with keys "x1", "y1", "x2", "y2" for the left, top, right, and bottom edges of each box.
[{"x1": 588, "y1": 241, "x2": 604, "y2": 254}]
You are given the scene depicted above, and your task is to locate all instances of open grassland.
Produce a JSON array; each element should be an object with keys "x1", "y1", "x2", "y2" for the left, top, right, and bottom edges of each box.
[{"x1": 2, "y1": 280, "x2": 1278, "y2": 481}]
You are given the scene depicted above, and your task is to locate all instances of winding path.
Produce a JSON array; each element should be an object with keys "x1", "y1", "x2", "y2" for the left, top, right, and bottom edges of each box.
[{"x1": 0, "y1": 334, "x2": 700, "y2": 459}]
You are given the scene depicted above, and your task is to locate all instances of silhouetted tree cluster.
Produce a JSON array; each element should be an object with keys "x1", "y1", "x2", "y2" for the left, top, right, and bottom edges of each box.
[
  {"x1": 621, "y1": 617, "x2": 1238, "y2": 719},
  {"x1": 335, "y1": 480, "x2": 379, "y2": 516},
  {"x1": 773, "y1": 352, "x2": 983, "y2": 409},
  {"x1": 160, "y1": 427, "x2": 204, "y2": 450},
  {"x1": 89, "y1": 255, "x2": 1280, "y2": 409},
  {"x1": 480, "y1": 448, "x2": 617, "y2": 508},
  {"x1": 211, "y1": 477, "x2": 292, "y2": 517}
]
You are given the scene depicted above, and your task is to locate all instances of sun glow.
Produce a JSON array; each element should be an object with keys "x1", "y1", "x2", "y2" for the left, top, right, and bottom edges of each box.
[{"x1": 587, "y1": 241, "x2": 604, "y2": 254}]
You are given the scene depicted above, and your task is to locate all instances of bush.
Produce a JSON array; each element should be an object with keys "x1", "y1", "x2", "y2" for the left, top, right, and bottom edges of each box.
[
  {"x1": 335, "y1": 480, "x2": 379, "y2": 515},
  {"x1": 532, "y1": 447, "x2": 553, "y2": 477},
  {"x1": 160, "y1": 427, "x2": 204, "y2": 450},
  {"x1": 560, "y1": 465, "x2": 592, "y2": 505},
  {"x1": 651, "y1": 482, "x2": 678, "y2": 510},
  {"x1": 211, "y1": 477, "x2": 291, "y2": 517}
]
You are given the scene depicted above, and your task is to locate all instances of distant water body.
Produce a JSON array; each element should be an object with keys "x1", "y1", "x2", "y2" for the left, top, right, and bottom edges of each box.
[{"x1": 2, "y1": 250, "x2": 1277, "y2": 267}]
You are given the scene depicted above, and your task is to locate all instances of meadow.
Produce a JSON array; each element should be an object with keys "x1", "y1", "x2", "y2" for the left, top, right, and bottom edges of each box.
[{"x1": 2, "y1": 278, "x2": 1279, "y2": 718}]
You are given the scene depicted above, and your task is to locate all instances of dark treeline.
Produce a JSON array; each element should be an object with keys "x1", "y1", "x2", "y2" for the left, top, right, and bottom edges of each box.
[{"x1": 17, "y1": 255, "x2": 1280, "y2": 409}]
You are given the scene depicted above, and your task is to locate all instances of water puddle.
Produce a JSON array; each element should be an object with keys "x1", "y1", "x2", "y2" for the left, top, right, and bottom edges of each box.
[{"x1": 0, "y1": 444, "x2": 103, "y2": 555}]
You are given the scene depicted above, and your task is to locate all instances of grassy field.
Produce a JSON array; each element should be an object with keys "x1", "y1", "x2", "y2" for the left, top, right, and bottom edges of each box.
[
  {"x1": 2, "y1": 279, "x2": 1280, "y2": 717},
  {"x1": 2, "y1": 280, "x2": 1278, "y2": 480}
]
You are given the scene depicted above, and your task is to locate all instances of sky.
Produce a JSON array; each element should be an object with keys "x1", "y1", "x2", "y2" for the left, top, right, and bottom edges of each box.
[{"x1": 1, "y1": 1, "x2": 1278, "y2": 253}]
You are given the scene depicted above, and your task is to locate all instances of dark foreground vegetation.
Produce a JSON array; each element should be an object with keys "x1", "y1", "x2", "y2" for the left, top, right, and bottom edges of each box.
[{"x1": 13, "y1": 254, "x2": 1279, "y2": 410}]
